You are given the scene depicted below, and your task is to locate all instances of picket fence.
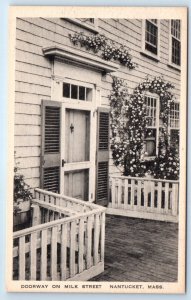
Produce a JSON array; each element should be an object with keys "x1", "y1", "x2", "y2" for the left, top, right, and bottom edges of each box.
[
  {"x1": 13, "y1": 188, "x2": 106, "y2": 281},
  {"x1": 107, "y1": 175, "x2": 179, "y2": 222}
]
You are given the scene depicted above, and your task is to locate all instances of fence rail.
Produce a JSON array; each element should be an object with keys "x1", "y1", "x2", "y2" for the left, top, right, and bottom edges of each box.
[
  {"x1": 13, "y1": 189, "x2": 106, "y2": 281},
  {"x1": 108, "y1": 175, "x2": 179, "y2": 222}
]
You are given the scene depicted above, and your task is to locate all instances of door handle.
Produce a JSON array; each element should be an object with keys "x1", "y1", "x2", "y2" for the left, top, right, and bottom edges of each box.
[{"x1": 62, "y1": 159, "x2": 66, "y2": 167}]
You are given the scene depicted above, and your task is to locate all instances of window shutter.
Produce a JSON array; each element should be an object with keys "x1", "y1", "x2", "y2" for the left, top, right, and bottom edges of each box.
[
  {"x1": 41, "y1": 100, "x2": 61, "y2": 193},
  {"x1": 96, "y1": 107, "x2": 110, "y2": 206}
]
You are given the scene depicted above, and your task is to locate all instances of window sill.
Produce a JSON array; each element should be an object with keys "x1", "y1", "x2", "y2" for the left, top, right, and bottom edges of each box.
[
  {"x1": 167, "y1": 63, "x2": 181, "y2": 72},
  {"x1": 64, "y1": 18, "x2": 99, "y2": 33},
  {"x1": 140, "y1": 50, "x2": 160, "y2": 62}
]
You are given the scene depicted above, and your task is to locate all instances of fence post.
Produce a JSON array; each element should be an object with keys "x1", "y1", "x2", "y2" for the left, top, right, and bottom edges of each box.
[
  {"x1": 31, "y1": 204, "x2": 41, "y2": 226},
  {"x1": 172, "y1": 183, "x2": 179, "y2": 216}
]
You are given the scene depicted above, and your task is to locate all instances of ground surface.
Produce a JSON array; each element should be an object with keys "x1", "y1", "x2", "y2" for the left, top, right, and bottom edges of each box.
[{"x1": 92, "y1": 214, "x2": 178, "y2": 282}]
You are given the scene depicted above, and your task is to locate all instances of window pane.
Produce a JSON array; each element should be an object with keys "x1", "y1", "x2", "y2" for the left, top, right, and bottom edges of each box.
[
  {"x1": 145, "y1": 129, "x2": 156, "y2": 156},
  {"x1": 170, "y1": 102, "x2": 180, "y2": 128},
  {"x1": 86, "y1": 88, "x2": 93, "y2": 101},
  {"x1": 171, "y1": 20, "x2": 180, "y2": 39},
  {"x1": 71, "y1": 84, "x2": 78, "y2": 99},
  {"x1": 63, "y1": 83, "x2": 70, "y2": 98},
  {"x1": 145, "y1": 96, "x2": 157, "y2": 126},
  {"x1": 79, "y1": 86, "x2": 86, "y2": 100},
  {"x1": 172, "y1": 38, "x2": 181, "y2": 65},
  {"x1": 145, "y1": 20, "x2": 158, "y2": 55}
]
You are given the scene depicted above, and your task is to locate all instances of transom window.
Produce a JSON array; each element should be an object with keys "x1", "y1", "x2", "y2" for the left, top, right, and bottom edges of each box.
[
  {"x1": 63, "y1": 82, "x2": 93, "y2": 101},
  {"x1": 144, "y1": 95, "x2": 159, "y2": 157},
  {"x1": 145, "y1": 19, "x2": 158, "y2": 55},
  {"x1": 170, "y1": 20, "x2": 181, "y2": 66}
]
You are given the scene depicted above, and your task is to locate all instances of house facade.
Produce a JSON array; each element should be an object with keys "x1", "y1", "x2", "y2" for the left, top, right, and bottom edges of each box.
[{"x1": 15, "y1": 18, "x2": 181, "y2": 207}]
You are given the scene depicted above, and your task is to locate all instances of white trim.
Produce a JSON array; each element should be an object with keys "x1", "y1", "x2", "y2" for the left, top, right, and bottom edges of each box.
[
  {"x1": 43, "y1": 45, "x2": 119, "y2": 73},
  {"x1": 64, "y1": 18, "x2": 99, "y2": 33},
  {"x1": 141, "y1": 19, "x2": 160, "y2": 61}
]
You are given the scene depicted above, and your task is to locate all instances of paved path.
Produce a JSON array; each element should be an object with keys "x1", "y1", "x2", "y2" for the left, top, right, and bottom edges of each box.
[{"x1": 92, "y1": 215, "x2": 178, "y2": 282}]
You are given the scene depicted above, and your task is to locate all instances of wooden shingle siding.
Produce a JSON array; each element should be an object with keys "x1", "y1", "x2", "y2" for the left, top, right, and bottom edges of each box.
[{"x1": 14, "y1": 17, "x2": 181, "y2": 191}]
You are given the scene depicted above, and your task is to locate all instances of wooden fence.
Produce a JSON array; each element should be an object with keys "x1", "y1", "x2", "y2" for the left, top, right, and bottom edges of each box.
[
  {"x1": 107, "y1": 175, "x2": 179, "y2": 222},
  {"x1": 13, "y1": 189, "x2": 106, "y2": 281}
]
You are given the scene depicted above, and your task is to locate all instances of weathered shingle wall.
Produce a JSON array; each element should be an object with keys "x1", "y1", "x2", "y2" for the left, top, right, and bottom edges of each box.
[{"x1": 15, "y1": 18, "x2": 181, "y2": 189}]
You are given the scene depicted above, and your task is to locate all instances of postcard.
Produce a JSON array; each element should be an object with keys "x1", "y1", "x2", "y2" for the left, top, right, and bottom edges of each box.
[{"x1": 6, "y1": 6, "x2": 187, "y2": 293}]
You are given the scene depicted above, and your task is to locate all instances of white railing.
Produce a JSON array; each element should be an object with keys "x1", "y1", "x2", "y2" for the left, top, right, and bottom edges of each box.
[
  {"x1": 13, "y1": 189, "x2": 106, "y2": 281},
  {"x1": 108, "y1": 175, "x2": 179, "y2": 222}
]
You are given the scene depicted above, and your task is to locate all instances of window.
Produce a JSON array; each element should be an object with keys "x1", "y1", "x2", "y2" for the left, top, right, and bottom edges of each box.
[
  {"x1": 170, "y1": 102, "x2": 180, "y2": 128},
  {"x1": 170, "y1": 20, "x2": 181, "y2": 66},
  {"x1": 170, "y1": 102, "x2": 180, "y2": 150},
  {"x1": 63, "y1": 82, "x2": 93, "y2": 101},
  {"x1": 144, "y1": 95, "x2": 159, "y2": 157},
  {"x1": 64, "y1": 18, "x2": 99, "y2": 33},
  {"x1": 79, "y1": 18, "x2": 95, "y2": 24},
  {"x1": 145, "y1": 19, "x2": 158, "y2": 55},
  {"x1": 144, "y1": 97, "x2": 180, "y2": 158}
]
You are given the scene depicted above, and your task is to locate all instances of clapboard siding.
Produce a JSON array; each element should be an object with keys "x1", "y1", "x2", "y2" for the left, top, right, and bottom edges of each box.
[
  {"x1": 15, "y1": 114, "x2": 41, "y2": 125},
  {"x1": 15, "y1": 82, "x2": 51, "y2": 96},
  {"x1": 15, "y1": 125, "x2": 41, "y2": 136},
  {"x1": 16, "y1": 71, "x2": 51, "y2": 87},
  {"x1": 15, "y1": 146, "x2": 40, "y2": 158},
  {"x1": 15, "y1": 103, "x2": 41, "y2": 115},
  {"x1": 19, "y1": 167, "x2": 40, "y2": 179},
  {"x1": 24, "y1": 177, "x2": 40, "y2": 189},
  {"x1": 15, "y1": 136, "x2": 41, "y2": 147},
  {"x1": 15, "y1": 157, "x2": 40, "y2": 169},
  {"x1": 15, "y1": 61, "x2": 51, "y2": 78},
  {"x1": 15, "y1": 92, "x2": 50, "y2": 105},
  {"x1": 14, "y1": 17, "x2": 181, "y2": 192}
]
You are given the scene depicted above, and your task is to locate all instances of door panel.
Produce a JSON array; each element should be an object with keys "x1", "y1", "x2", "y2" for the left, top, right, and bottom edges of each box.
[
  {"x1": 65, "y1": 109, "x2": 90, "y2": 163},
  {"x1": 64, "y1": 169, "x2": 89, "y2": 201}
]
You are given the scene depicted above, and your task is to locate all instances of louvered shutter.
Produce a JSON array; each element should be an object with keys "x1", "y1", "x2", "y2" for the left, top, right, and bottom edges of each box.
[
  {"x1": 96, "y1": 107, "x2": 110, "y2": 206},
  {"x1": 41, "y1": 100, "x2": 61, "y2": 193}
]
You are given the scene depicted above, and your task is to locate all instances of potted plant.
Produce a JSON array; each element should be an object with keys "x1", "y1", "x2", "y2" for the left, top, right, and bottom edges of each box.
[{"x1": 13, "y1": 166, "x2": 33, "y2": 228}]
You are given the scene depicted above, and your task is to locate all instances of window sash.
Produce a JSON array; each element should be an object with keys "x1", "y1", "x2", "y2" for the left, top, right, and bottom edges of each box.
[
  {"x1": 145, "y1": 20, "x2": 158, "y2": 55},
  {"x1": 144, "y1": 95, "x2": 159, "y2": 157},
  {"x1": 170, "y1": 102, "x2": 180, "y2": 128},
  {"x1": 170, "y1": 20, "x2": 181, "y2": 66},
  {"x1": 172, "y1": 38, "x2": 181, "y2": 66},
  {"x1": 171, "y1": 20, "x2": 181, "y2": 40}
]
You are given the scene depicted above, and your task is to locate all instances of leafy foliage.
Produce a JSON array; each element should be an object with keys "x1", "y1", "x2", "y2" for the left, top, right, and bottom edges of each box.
[
  {"x1": 109, "y1": 76, "x2": 179, "y2": 180},
  {"x1": 69, "y1": 32, "x2": 136, "y2": 69},
  {"x1": 14, "y1": 166, "x2": 33, "y2": 215}
]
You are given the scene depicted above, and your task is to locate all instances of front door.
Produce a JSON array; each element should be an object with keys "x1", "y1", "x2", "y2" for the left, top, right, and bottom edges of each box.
[{"x1": 62, "y1": 108, "x2": 90, "y2": 200}]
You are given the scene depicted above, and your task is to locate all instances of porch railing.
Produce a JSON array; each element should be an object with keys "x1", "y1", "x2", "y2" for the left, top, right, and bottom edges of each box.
[
  {"x1": 108, "y1": 175, "x2": 179, "y2": 222},
  {"x1": 13, "y1": 189, "x2": 106, "y2": 281}
]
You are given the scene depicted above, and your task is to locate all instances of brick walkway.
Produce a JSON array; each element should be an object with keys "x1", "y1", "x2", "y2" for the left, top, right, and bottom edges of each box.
[{"x1": 92, "y1": 214, "x2": 178, "y2": 282}]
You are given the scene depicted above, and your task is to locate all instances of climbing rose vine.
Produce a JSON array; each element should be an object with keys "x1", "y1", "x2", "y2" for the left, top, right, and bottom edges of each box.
[
  {"x1": 69, "y1": 32, "x2": 136, "y2": 69},
  {"x1": 109, "y1": 76, "x2": 179, "y2": 180}
]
